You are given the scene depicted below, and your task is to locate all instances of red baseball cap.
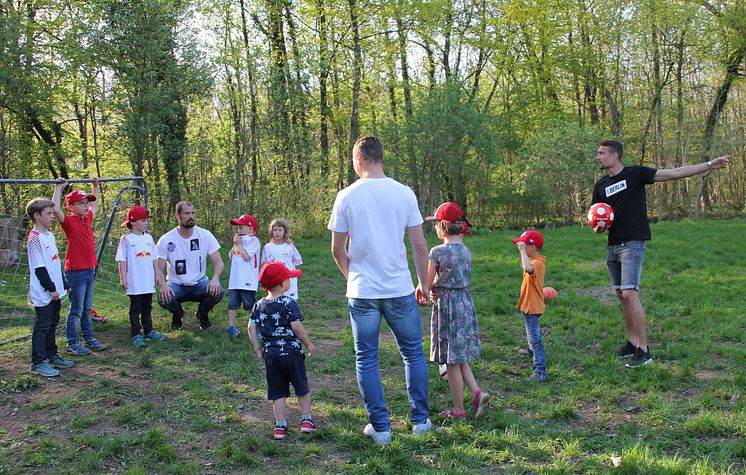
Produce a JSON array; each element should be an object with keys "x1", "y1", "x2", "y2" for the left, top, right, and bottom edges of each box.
[
  {"x1": 425, "y1": 202, "x2": 471, "y2": 235},
  {"x1": 230, "y1": 214, "x2": 258, "y2": 229},
  {"x1": 65, "y1": 190, "x2": 97, "y2": 205},
  {"x1": 121, "y1": 206, "x2": 153, "y2": 226},
  {"x1": 511, "y1": 230, "x2": 544, "y2": 249},
  {"x1": 259, "y1": 262, "x2": 302, "y2": 291}
]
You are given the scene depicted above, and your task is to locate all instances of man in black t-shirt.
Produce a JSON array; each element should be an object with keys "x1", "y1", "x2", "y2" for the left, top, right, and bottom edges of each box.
[{"x1": 592, "y1": 140, "x2": 729, "y2": 368}]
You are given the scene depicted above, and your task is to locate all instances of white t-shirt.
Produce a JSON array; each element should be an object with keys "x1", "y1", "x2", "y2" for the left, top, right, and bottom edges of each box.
[
  {"x1": 27, "y1": 229, "x2": 67, "y2": 307},
  {"x1": 228, "y1": 234, "x2": 261, "y2": 291},
  {"x1": 327, "y1": 177, "x2": 423, "y2": 299},
  {"x1": 262, "y1": 241, "x2": 303, "y2": 299},
  {"x1": 156, "y1": 226, "x2": 221, "y2": 285},
  {"x1": 115, "y1": 232, "x2": 156, "y2": 295}
]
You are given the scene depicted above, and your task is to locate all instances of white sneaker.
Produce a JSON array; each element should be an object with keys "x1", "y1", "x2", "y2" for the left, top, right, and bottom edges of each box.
[
  {"x1": 412, "y1": 418, "x2": 432, "y2": 435},
  {"x1": 363, "y1": 424, "x2": 392, "y2": 446}
]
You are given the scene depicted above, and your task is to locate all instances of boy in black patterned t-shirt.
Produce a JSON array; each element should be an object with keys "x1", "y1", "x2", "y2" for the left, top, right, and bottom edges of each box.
[{"x1": 249, "y1": 262, "x2": 317, "y2": 440}]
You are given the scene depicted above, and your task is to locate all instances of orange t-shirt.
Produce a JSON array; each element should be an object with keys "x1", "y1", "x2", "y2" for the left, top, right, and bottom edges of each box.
[{"x1": 517, "y1": 255, "x2": 546, "y2": 314}]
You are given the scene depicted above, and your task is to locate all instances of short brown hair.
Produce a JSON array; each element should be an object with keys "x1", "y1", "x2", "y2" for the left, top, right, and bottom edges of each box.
[
  {"x1": 26, "y1": 198, "x2": 54, "y2": 222},
  {"x1": 353, "y1": 136, "x2": 384, "y2": 163},
  {"x1": 600, "y1": 139, "x2": 623, "y2": 160},
  {"x1": 175, "y1": 201, "x2": 194, "y2": 214}
]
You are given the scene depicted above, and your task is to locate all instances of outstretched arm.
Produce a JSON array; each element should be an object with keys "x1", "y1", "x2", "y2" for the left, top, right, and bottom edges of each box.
[
  {"x1": 654, "y1": 156, "x2": 730, "y2": 182},
  {"x1": 90, "y1": 178, "x2": 100, "y2": 216},
  {"x1": 52, "y1": 180, "x2": 66, "y2": 224}
]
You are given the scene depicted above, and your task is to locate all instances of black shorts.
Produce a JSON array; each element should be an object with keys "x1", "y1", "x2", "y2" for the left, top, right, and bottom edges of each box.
[{"x1": 265, "y1": 353, "x2": 310, "y2": 401}]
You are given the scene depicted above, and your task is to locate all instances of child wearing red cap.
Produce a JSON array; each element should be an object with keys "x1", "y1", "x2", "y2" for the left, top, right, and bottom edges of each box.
[
  {"x1": 248, "y1": 262, "x2": 317, "y2": 440},
  {"x1": 52, "y1": 179, "x2": 106, "y2": 355},
  {"x1": 226, "y1": 214, "x2": 261, "y2": 337},
  {"x1": 512, "y1": 230, "x2": 548, "y2": 382},
  {"x1": 425, "y1": 202, "x2": 490, "y2": 420},
  {"x1": 116, "y1": 206, "x2": 167, "y2": 347},
  {"x1": 261, "y1": 219, "x2": 303, "y2": 300}
]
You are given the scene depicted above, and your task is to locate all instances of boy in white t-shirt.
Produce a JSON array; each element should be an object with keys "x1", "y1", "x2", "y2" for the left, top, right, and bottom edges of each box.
[
  {"x1": 226, "y1": 214, "x2": 261, "y2": 337},
  {"x1": 262, "y1": 218, "x2": 303, "y2": 300},
  {"x1": 26, "y1": 198, "x2": 75, "y2": 377},
  {"x1": 116, "y1": 206, "x2": 167, "y2": 347}
]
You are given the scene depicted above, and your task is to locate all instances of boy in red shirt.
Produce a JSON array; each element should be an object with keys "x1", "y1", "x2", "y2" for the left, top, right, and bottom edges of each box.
[{"x1": 52, "y1": 179, "x2": 106, "y2": 355}]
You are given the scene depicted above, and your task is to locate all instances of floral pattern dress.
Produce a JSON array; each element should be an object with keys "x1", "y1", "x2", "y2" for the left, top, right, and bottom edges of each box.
[{"x1": 429, "y1": 243, "x2": 481, "y2": 364}]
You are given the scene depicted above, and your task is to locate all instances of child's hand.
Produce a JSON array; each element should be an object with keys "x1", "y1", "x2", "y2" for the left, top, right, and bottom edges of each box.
[
  {"x1": 120, "y1": 279, "x2": 128, "y2": 290},
  {"x1": 50, "y1": 290, "x2": 60, "y2": 300},
  {"x1": 306, "y1": 343, "x2": 316, "y2": 357},
  {"x1": 593, "y1": 222, "x2": 607, "y2": 233},
  {"x1": 54, "y1": 178, "x2": 67, "y2": 189},
  {"x1": 516, "y1": 241, "x2": 526, "y2": 251},
  {"x1": 429, "y1": 289, "x2": 437, "y2": 301},
  {"x1": 254, "y1": 348, "x2": 264, "y2": 362},
  {"x1": 233, "y1": 233, "x2": 242, "y2": 245},
  {"x1": 91, "y1": 177, "x2": 100, "y2": 188}
]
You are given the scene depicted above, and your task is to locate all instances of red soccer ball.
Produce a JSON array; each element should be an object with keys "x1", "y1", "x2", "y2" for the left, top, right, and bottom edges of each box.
[
  {"x1": 543, "y1": 287, "x2": 558, "y2": 300},
  {"x1": 588, "y1": 203, "x2": 615, "y2": 229}
]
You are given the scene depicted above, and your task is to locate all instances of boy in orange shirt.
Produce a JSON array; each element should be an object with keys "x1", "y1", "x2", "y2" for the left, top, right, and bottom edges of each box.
[{"x1": 512, "y1": 230, "x2": 547, "y2": 383}]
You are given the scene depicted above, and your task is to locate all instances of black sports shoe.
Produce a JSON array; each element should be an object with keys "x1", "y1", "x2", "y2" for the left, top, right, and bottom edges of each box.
[
  {"x1": 617, "y1": 341, "x2": 636, "y2": 358},
  {"x1": 195, "y1": 311, "x2": 212, "y2": 330},
  {"x1": 170, "y1": 309, "x2": 185, "y2": 330},
  {"x1": 625, "y1": 348, "x2": 653, "y2": 368}
]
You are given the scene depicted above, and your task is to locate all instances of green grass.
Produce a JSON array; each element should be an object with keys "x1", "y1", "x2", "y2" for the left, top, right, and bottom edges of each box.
[{"x1": 1, "y1": 218, "x2": 745, "y2": 473}]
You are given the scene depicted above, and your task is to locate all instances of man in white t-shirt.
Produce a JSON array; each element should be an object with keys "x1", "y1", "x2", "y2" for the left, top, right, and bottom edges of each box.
[
  {"x1": 155, "y1": 201, "x2": 225, "y2": 330},
  {"x1": 328, "y1": 135, "x2": 431, "y2": 445}
]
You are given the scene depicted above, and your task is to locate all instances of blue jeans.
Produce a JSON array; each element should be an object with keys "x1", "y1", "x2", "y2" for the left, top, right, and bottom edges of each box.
[
  {"x1": 158, "y1": 276, "x2": 224, "y2": 319},
  {"x1": 348, "y1": 293, "x2": 429, "y2": 431},
  {"x1": 65, "y1": 268, "x2": 95, "y2": 346},
  {"x1": 524, "y1": 313, "x2": 547, "y2": 377}
]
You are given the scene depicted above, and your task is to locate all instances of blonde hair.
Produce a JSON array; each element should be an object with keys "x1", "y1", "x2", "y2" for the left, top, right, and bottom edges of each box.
[
  {"x1": 268, "y1": 218, "x2": 291, "y2": 242},
  {"x1": 435, "y1": 220, "x2": 464, "y2": 239}
]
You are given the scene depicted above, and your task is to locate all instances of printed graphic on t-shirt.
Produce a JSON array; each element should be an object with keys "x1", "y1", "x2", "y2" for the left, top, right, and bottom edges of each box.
[
  {"x1": 605, "y1": 180, "x2": 628, "y2": 197},
  {"x1": 175, "y1": 260, "x2": 186, "y2": 275},
  {"x1": 167, "y1": 242, "x2": 176, "y2": 252},
  {"x1": 190, "y1": 239, "x2": 200, "y2": 251}
]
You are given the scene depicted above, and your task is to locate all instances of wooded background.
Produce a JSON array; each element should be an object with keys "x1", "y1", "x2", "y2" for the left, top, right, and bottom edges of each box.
[{"x1": 1, "y1": 0, "x2": 744, "y2": 236}]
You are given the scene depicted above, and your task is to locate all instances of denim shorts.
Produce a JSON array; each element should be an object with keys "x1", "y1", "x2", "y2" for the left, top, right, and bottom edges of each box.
[
  {"x1": 606, "y1": 240, "x2": 646, "y2": 291},
  {"x1": 265, "y1": 353, "x2": 309, "y2": 401},
  {"x1": 227, "y1": 289, "x2": 256, "y2": 310}
]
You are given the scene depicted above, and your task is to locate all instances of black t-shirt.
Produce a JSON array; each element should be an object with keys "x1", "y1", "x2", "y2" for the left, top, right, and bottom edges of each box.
[{"x1": 592, "y1": 165, "x2": 657, "y2": 245}]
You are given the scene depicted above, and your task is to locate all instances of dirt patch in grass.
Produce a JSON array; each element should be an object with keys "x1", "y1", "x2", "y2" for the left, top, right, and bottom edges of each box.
[{"x1": 576, "y1": 286, "x2": 617, "y2": 305}]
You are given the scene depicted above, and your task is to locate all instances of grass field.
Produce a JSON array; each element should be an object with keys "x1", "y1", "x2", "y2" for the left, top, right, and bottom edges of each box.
[{"x1": 1, "y1": 218, "x2": 745, "y2": 474}]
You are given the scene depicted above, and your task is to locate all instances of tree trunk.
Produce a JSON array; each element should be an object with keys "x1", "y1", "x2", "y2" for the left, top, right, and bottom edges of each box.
[
  {"x1": 347, "y1": 0, "x2": 362, "y2": 186},
  {"x1": 696, "y1": 46, "x2": 745, "y2": 216}
]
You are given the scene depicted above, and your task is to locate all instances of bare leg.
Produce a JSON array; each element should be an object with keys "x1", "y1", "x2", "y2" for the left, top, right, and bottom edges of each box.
[
  {"x1": 272, "y1": 398, "x2": 286, "y2": 423},
  {"x1": 446, "y1": 364, "x2": 465, "y2": 413},
  {"x1": 298, "y1": 393, "x2": 312, "y2": 416},
  {"x1": 460, "y1": 363, "x2": 479, "y2": 395},
  {"x1": 618, "y1": 289, "x2": 647, "y2": 351},
  {"x1": 616, "y1": 289, "x2": 639, "y2": 348},
  {"x1": 227, "y1": 308, "x2": 237, "y2": 327}
]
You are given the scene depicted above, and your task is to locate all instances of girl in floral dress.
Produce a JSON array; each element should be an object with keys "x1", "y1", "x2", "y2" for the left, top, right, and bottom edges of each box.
[{"x1": 425, "y1": 202, "x2": 490, "y2": 419}]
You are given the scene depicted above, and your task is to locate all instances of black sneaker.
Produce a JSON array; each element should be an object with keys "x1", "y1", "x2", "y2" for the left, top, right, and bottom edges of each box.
[
  {"x1": 195, "y1": 312, "x2": 212, "y2": 330},
  {"x1": 625, "y1": 348, "x2": 653, "y2": 368},
  {"x1": 617, "y1": 341, "x2": 636, "y2": 358},
  {"x1": 170, "y1": 309, "x2": 184, "y2": 330}
]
